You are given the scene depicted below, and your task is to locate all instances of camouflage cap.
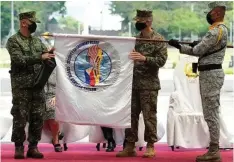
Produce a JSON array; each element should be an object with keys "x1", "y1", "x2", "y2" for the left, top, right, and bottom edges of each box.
[
  {"x1": 133, "y1": 10, "x2": 153, "y2": 22},
  {"x1": 204, "y1": 1, "x2": 226, "y2": 13},
  {"x1": 19, "y1": 11, "x2": 41, "y2": 23}
]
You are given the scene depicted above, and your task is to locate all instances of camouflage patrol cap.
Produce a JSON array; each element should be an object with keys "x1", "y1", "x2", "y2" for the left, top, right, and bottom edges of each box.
[
  {"x1": 204, "y1": 1, "x2": 226, "y2": 13},
  {"x1": 19, "y1": 11, "x2": 41, "y2": 23},
  {"x1": 133, "y1": 10, "x2": 153, "y2": 22}
]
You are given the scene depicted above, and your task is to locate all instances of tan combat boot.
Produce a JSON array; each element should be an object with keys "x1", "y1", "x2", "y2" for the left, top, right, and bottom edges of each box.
[
  {"x1": 196, "y1": 143, "x2": 221, "y2": 162},
  {"x1": 26, "y1": 148, "x2": 44, "y2": 159},
  {"x1": 14, "y1": 146, "x2": 24, "y2": 159},
  {"x1": 143, "y1": 143, "x2": 155, "y2": 158},
  {"x1": 116, "y1": 142, "x2": 137, "y2": 157}
]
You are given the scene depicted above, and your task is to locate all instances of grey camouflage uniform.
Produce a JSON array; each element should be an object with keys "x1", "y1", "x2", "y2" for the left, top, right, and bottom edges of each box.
[
  {"x1": 179, "y1": 16, "x2": 228, "y2": 147},
  {"x1": 6, "y1": 30, "x2": 47, "y2": 146},
  {"x1": 167, "y1": 2, "x2": 228, "y2": 162}
]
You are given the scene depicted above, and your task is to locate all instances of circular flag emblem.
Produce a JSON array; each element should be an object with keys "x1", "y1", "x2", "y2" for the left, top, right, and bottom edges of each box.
[{"x1": 66, "y1": 40, "x2": 120, "y2": 92}]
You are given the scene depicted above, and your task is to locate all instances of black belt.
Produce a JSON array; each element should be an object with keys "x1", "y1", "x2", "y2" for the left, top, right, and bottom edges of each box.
[{"x1": 198, "y1": 64, "x2": 222, "y2": 71}]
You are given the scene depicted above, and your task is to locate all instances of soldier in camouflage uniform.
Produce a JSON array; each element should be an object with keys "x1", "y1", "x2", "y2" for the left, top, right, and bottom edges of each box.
[
  {"x1": 6, "y1": 11, "x2": 55, "y2": 159},
  {"x1": 169, "y1": 2, "x2": 228, "y2": 162},
  {"x1": 116, "y1": 10, "x2": 168, "y2": 158}
]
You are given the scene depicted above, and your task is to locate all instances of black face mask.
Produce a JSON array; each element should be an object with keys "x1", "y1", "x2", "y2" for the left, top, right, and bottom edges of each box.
[
  {"x1": 28, "y1": 22, "x2": 37, "y2": 33},
  {"x1": 206, "y1": 12, "x2": 214, "y2": 25},
  {"x1": 135, "y1": 22, "x2": 147, "y2": 31}
]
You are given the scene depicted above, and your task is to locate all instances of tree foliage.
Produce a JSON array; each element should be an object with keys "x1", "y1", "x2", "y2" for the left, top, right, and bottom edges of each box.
[
  {"x1": 1, "y1": 1, "x2": 66, "y2": 43},
  {"x1": 110, "y1": 1, "x2": 234, "y2": 40},
  {"x1": 58, "y1": 16, "x2": 84, "y2": 33}
]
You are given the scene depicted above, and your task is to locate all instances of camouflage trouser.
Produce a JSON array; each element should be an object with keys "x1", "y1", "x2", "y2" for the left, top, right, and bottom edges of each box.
[
  {"x1": 11, "y1": 88, "x2": 45, "y2": 145},
  {"x1": 199, "y1": 69, "x2": 224, "y2": 145},
  {"x1": 125, "y1": 90, "x2": 158, "y2": 144}
]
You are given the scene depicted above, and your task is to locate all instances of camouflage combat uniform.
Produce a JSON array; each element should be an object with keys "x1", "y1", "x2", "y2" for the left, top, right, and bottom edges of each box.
[
  {"x1": 126, "y1": 31, "x2": 167, "y2": 143},
  {"x1": 6, "y1": 11, "x2": 47, "y2": 159},
  {"x1": 44, "y1": 70, "x2": 56, "y2": 120},
  {"x1": 117, "y1": 10, "x2": 168, "y2": 158},
  {"x1": 178, "y1": 2, "x2": 228, "y2": 162}
]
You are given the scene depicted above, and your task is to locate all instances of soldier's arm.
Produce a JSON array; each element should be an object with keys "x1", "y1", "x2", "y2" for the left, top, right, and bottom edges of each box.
[
  {"x1": 6, "y1": 38, "x2": 42, "y2": 66},
  {"x1": 49, "y1": 71, "x2": 56, "y2": 96},
  {"x1": 40, "y1": 39, "x2": 49, "y2": 53},
  {"x1": 180, "y1": 27, "x2": 221, "y2": 56},
  {"x1": 42, "y1": 43, "x2": 48, "y2": 53},
  {"x1": 144, "y1": 41, "x2": 168, "y2": 68}
]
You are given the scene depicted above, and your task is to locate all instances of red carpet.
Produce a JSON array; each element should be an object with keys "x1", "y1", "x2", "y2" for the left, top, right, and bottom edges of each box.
[{"x1": 1, "y1": 143, "x2": 233, "y2": 162}]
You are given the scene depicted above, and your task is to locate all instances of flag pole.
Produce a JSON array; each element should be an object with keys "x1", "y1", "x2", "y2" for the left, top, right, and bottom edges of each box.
[{"x1": 40, "y1": 34, "x2": 234, "y2": 48}]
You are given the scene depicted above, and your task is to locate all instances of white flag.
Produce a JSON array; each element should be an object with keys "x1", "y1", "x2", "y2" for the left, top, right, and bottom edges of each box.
[{"x1": 54, "y1": 34, "x2": 135, "y2": 128}]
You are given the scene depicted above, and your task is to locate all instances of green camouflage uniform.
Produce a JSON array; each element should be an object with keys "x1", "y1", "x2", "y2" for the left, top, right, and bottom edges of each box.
[
  {"x1": 125, "y1": 31, "x2": 167, "y2": 144},
  {"x1": 179, "y1": 2, "x2": 228, "y2": 162},
  {"x1": 6, "y1": 11, "x2": 47, "y2": 148},
  {"x1": 118, "y1": 10, "x2": 167, "y2": 158}
]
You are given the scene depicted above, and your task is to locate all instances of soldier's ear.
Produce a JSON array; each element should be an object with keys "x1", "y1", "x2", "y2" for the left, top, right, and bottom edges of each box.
[
  {"x1": 146, "y1": 21, "x2": 152, "y2": 26},
  {"x1": 217, "y1": 10, "x2": 225, "y2": 18},
  {"x1": 20, "y1": 20, "x2": 27, "y2": 27}
]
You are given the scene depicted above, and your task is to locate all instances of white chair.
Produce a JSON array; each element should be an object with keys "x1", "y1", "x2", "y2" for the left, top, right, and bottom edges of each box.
[
  {"x1": 167, "y1": 56, "x2": 233, "y2": 151},
  {"x1": 0, "y1": 71, "x2": 13, "y2": 141}
]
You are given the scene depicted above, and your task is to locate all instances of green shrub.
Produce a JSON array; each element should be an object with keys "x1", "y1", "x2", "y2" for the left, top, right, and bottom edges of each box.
[
  {"x1": 224, "y1": 68, "x2": 234, "y2": 75},
  {"x1": 0, "y1": 63, "x2": 10, "y2": 68},
  {"x1": 172, "y1": 62, "x2": 177, "y2": 68}
]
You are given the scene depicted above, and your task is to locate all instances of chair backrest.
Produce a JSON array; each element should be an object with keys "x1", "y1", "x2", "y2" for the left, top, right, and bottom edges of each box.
[
  {"x1": 0, "y1": 69, "x2": 12, "y2": 96},
  {"x1": 172, "y1": 56, "x2": 203, "y2": 113}
]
